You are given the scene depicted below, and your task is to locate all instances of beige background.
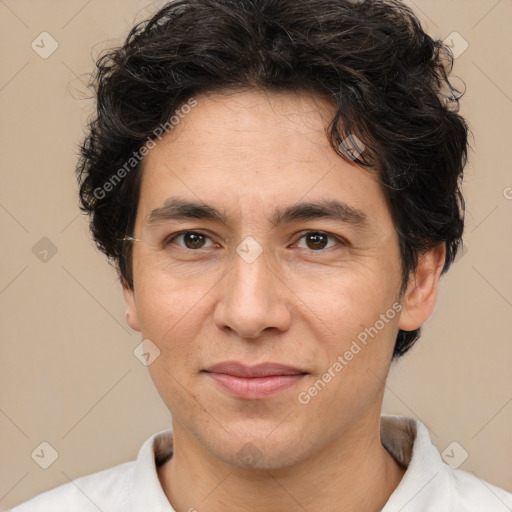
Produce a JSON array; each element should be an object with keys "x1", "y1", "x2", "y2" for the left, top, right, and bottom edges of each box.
[{"x1": 1, "y1": 0, "x2": 511, "y2": 509}]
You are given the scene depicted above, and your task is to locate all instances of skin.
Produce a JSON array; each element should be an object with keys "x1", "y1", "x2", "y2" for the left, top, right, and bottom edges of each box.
[{"x1": 122, "y1": 89, "x2": 446, "y2": 512}]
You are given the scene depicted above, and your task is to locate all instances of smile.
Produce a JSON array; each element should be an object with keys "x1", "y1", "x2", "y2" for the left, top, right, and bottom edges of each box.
[{"x1": 203, "y1": 362, "x2": 308, "y2": 400}]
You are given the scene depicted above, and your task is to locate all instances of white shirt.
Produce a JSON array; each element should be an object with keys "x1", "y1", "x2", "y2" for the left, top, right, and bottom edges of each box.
[{"x1": 11, "y1": 415, "x2": 512, "y2": 512}]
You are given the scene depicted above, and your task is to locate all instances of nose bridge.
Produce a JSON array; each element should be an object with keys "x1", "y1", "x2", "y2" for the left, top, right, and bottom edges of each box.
[
  {"x1": 229, "y1": 245, "x2": 274, "y2": 310},
  {"x1": 214, "y1": 242, "x2": 291, "y2": 337}
]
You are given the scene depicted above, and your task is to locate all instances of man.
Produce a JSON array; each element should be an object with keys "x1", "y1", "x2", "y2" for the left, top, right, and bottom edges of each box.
[{"x1": 12, "y1": 0, "x2": 512, "y2": 510}]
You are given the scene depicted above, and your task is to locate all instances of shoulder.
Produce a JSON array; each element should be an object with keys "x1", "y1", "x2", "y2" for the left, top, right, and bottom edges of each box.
[
  {"x1": 10, "y1": 461, "x2": 135, "y2": 512},
  {"x1": 445, "y1": 466, "x2": 512, "y2": 511},
  {"x1": 381, "y1": 415, "x2": 512, "y2": 511}
]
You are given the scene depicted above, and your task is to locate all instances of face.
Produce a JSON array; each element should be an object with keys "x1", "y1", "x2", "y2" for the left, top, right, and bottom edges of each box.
[{"x1": 123, "y1": 90, "x2": 431, "y2": 470}]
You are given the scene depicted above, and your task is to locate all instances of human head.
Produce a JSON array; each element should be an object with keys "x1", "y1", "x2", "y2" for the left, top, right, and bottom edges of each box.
[{"x1": 77, "y1": 0, "x2": 468, "y2": 358}]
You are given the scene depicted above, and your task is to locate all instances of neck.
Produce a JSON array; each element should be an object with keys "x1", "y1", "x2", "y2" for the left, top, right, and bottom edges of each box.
[{"x1": 158, "y1": 410, "x2": 406, "y2": 512}]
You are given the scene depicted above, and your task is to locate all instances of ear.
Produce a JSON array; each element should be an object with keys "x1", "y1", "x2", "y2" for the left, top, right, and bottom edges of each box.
[
  {"x1": 122, "y1": 280, "x2": 141, "y2": 332},
  {"x1": 398, "y1": 243, "x2": 446, "y2": 331}
]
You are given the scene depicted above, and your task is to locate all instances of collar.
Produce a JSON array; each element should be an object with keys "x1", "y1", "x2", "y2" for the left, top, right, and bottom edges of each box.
[
  {"x1": 128, "y1": 430, "x2": 175, "y2": 511},
  {"x1": 126, "y1": 414, "x2": 506, "y2": 512},
  {"x1": 380, "y1": 414, "x2": 444, "y2": 511}
]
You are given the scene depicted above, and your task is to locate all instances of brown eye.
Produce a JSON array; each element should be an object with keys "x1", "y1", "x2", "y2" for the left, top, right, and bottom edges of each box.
[
  {"x1": 166, "y1": 231, "x2": 215, "y2": 250},
  {"x1": 305, "y1": 233, "x2": 328, "y2": 250},
  {"x1": 295, "y1": 231, "x2": 341, "y2": 251},
  {"x1": 183, "y1": 232, "x2": 206, "y2": 249}
]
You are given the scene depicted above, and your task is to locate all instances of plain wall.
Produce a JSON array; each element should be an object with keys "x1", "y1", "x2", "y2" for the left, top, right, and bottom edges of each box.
[{"x1": 1, "y1": 0, "x2": 511, "y2": 509}]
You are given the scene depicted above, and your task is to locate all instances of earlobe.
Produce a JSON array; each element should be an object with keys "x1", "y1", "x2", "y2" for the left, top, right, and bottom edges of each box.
[
  {"x1": 122, "y1": 282, "x2": 141, "y2": 332},
  {"x1": 398, "y1": 243, "x2": 446, "y2": 332}
]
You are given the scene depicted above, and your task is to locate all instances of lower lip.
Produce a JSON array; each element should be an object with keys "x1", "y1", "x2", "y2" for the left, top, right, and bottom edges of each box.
[{"x1": 205, "y1": 372, "x2": 306, "y2": 400}]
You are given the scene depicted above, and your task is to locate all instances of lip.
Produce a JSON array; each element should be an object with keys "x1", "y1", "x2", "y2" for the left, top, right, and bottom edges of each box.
[{"x1": 203, "y1": 362, "x2": 307, "y2": 400}]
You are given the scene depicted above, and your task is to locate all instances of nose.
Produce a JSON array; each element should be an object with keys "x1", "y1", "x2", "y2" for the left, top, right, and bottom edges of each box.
[{"x1": 213, "y1": 246, "x2": 292, "y2": 339}]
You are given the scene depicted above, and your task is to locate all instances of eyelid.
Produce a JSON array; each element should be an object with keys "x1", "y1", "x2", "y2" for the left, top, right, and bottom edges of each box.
[
  {"x1": 161, "y1": 229, "x2": 348, "y2": 251},
  {"x1": 163, "y1": 230, "x2": 221, "y2": 249},
  {"x1": 291, "y1": 230, "x2": 348, "y2": 250}
]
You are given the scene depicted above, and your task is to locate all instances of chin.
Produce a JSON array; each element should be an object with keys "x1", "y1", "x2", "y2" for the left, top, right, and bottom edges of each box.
[{"x1": 199, "y1": 422, "x2": 317, "y2": 471}]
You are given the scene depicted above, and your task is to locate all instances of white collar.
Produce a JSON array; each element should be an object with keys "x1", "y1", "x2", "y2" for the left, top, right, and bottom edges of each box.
[{"x1": 126, "y1": 415, "x2": 512, "y2": 512}]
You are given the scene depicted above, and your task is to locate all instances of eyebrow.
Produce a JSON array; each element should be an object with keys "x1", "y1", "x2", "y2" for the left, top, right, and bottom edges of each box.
[
  {"x1": 145, "y1": 198, "x2": 368, "y2": 228},
  {"x1": 146, "y1": 199, "x2": 226, "y2": 225},
  {"x1": 271, "y1": 200, "x2": 368, "y2": 227}
]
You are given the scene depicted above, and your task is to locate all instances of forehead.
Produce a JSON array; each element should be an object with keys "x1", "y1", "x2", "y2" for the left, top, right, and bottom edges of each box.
[{"x1": 137, "y1": 90, "x2": 392, "y2": 230}]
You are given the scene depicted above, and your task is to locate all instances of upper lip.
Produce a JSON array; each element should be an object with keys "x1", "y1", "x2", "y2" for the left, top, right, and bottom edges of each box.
[{"x1": 204, "y1": 362, "x2": 307, "y2": 378}]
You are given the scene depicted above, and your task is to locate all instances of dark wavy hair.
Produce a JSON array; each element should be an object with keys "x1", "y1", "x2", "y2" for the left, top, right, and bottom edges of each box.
[{"x1": 77, "y1": 0, "x2": 469, "y2": 358}]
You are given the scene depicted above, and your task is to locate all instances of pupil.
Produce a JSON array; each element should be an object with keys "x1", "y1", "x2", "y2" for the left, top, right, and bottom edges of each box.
[
  {"x1": 185, "y1": 233, "x2": 205, "y2": 249},
  {"x1": 306, "y1": 233, "x2": 327, "y2": 250}
]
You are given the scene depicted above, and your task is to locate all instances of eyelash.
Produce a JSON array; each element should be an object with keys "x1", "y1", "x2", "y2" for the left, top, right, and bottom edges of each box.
[{"x1": 162, "y1": 230, "x2": 347, "y2": 252}]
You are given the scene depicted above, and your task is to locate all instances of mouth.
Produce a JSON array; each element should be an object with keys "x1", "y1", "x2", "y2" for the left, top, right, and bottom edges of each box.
[{"x1": 202, "y1": 361, "x2": 308, "y2": 400}]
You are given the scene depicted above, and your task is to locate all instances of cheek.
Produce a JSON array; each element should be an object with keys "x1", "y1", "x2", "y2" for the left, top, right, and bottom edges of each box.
[
  {"x1": 299, "y1": 259, "x2": 397, "y2": 328},
  {"x1": 133, "y1": 269, "x2": 211, "y2": 355},
  {"x1": 292, "y1": 261, "x2": 401, "y2": 390},
  {"x1": 135, "y1": 273, "x2": 207, "y2": 407},
  {"x1": 296, "y1": 274, "x2": 399, "y2": 417}
]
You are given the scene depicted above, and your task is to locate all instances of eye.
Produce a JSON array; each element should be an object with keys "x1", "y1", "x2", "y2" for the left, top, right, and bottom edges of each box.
[
  {"x1": 294, "y1": 231, "x2": 344, "y2": 251},
  {"x1": 164, "y1": 231, "x2": 217, "y2": 250}
]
